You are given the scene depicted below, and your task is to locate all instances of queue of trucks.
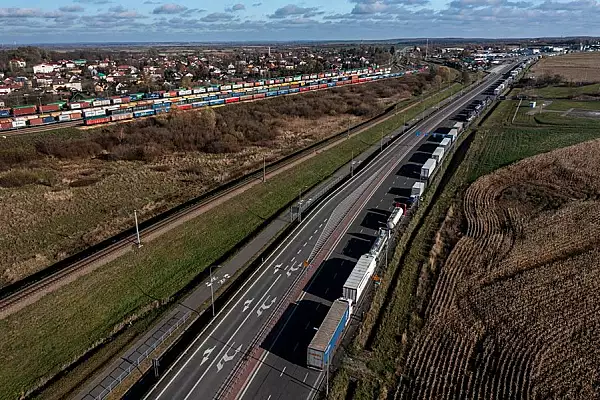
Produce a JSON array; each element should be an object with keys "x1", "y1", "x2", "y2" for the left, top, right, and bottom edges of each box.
[{"x1": 306, "y1": 59, "x2": 534, "y2": 373}]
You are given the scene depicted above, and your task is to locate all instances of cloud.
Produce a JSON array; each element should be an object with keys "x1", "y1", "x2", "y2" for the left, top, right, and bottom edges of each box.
[
  {"x1": 73, "y1": 0, "x2": 113, "y2": 4},
  {"x1": 200, "y1": 12, "x2": 235, "y2": 21},
  {"x1": 252, "y1": 2, "x2": 262, "y2": 6},
  {"x1": 269, "y1": 4, "x2": 319, "y2": 18},
  {"x1": 448, "y1": 0, "x2": 531, "y2": 8},
  {"x1": 0, "y1": 8, "x2": 46, "y2": 18},
  {"x1": 59, "y1": 5, "x2": 85, "y2": 12},
  {"x1": 152, "y1": 3, "x2": 188, "y2": 14},
  {"x1": 143, "y1": 0, "x2": 162, "y2": 4},
  {"x1": 226, "y1": 3, "x2": 246, "y2": 11},
  {"x1": 108, "y1": 5, "x2": 127, "y2": 12}
]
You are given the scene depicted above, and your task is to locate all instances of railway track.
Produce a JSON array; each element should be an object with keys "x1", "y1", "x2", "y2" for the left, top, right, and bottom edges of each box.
[{"x1": 0, "y1": 83, "x2": 456, "y2": 316}]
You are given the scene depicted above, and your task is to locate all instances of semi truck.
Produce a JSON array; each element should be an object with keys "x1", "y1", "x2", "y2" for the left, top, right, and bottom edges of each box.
[
  {"x1": 421, "y1": 158, "x2": 437, "y2": 180},
  {"x1": 342, "y1": 254, "x2": 377, "y2": 305},
  {"x1": 307, "y1": 299, "x2": 353, "y2": 370}
]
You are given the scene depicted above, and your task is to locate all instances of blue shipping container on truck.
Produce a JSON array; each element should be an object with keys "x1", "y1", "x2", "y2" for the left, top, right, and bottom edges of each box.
[{"x1": 306, "y1": 299, "x2": 352, "y2": 370}]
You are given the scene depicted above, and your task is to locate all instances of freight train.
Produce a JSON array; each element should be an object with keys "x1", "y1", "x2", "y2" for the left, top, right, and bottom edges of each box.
[{"x1": 0, "y1": 66, "x2": 429, "y2": 132}]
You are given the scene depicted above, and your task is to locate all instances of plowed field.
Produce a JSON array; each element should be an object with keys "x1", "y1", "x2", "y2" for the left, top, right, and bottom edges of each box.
[{"x1": 399, "y1": 140, "x2": 600, "y2": 399}]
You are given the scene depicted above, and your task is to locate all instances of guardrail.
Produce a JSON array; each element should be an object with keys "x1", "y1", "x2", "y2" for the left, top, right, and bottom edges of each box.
[{"x1": 83, "y1": 310, "x2": 192, "y2": 400}]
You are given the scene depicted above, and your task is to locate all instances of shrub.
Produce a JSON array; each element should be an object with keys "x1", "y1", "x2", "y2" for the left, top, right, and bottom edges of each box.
[{"x1": 0, "y1": 170, "x2": 40, "y2": 188}]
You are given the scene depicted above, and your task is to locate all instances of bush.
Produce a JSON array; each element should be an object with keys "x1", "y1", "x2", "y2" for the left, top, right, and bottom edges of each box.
[{"x1": 0, "y1": 170, "x2": 40, "y2": 188}]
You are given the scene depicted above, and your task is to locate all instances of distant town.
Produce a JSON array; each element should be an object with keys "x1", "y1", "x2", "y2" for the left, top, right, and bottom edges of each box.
[{"x1": 1, "y1": 40, "x2": 598, "y2": 108}]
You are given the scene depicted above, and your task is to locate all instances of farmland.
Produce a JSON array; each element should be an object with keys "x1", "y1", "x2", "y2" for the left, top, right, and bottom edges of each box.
[
  {"x1": 0, "y1": 70, "x2": 455, "y2": 287},
  {"x1": 530, "y1": 52, "x2": 600, "y2": 83},
  {"x1": 329, "y1": 97, "x2": 600, "y2": 399},
  {"x1": 0, "y1": 74, "x2": 463, "y2": 400}
]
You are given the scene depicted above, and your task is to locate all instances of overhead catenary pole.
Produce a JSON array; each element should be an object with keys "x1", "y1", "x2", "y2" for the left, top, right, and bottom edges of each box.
[
  {"x1": 134, "y1": 209, "x2": 142, "y2": 248},
  {"x1": 210, "y1": 265, "x2": 216, "y2": 317},
  {"x1": 262, "y1": 155, "x2": 266, "y2": 183}
]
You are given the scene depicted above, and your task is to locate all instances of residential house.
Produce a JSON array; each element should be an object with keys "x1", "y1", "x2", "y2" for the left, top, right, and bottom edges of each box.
[
  {"x1": 33, "y1": 63, "x2": 58, "y2": 74},
  {"x1": 0, "y1": 86, "x2": 14, "y2": 95},
  {"x1": 9, "y1": 58, "x2": 26, "y2": 69}
]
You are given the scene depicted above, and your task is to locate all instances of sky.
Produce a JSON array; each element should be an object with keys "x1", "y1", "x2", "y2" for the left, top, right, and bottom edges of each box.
[{"x1": 0, "y1": 0, "x2": 599, "y2": 43}]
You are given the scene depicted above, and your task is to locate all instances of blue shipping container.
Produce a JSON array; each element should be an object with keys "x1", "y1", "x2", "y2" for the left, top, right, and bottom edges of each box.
[
  {"x1": 277, "y1": 90, "x2": 289, "y2": 95},
  {"x1": 192, "y1": 101, "x2": 209, "y2": 108},
  {"x1": 42, "y1": 116, "x2": 55, "y2": 124},
  {"x1": 0, "y1": 109, "x2": 10, "y2": 117},
  {"x1": 209, "y1": 99, "x2": 225, "y2": 105},
  {"x1": 266, "y1": 92, "x2": 278, "y2": 97},
  {"x1": 327, "y1": 83, "x2": 336, "y2": 87},
  {"x1": 289, "y1": 88, "x2": 300, "y2": 93},
  {"x1": 307, "y1": 299, "x2": 351, "y2": 370}
]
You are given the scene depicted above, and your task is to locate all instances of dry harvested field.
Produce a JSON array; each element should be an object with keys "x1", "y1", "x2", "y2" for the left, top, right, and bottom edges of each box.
[
  {"x1": 0, "y1": 72, "x2": 450, "y2": 287},
  {"x1": 531, "y1": 52, "x2": 600, "y2": 83},
  {"x1": 399, "y1": 140, "x2": 600, "y2": 399}
]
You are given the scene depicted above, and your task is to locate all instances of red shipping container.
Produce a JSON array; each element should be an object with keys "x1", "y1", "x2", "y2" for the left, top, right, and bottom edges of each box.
[
  {"x1": 71, "y1": 112, "x2": 82, "y2": 120},
  {"x1": 169, "y1": 91, "x2": 178, "y2": 97},
  {"x1": 318, "y1": 84, "x2": 328, "y2": 89},
  {"x1": 225, "y1": 97, "x2": 240, "y2": 104},
  {"x1": 13, "y1": 106, "x2": 37, "y2": 116},
  {"x1": 253, "y1": 93, "x2": 266, "y2": 99},
  {"x1": 177, "y1": 104, "x2": 193, "y2": 110},
  {"x1": 0, "y1": 122, "x2": 12, "y2": 130},
  {"x1": 39, "y1": 104, "x2": 60, "y2": 113},
  {"x1": 29, "y1": 118, "x2": 43, "y2": 126},
  {"x1": 299, "y1": 87, "x2": 310, "y2": 92},
  {"x1": 359, "y1": 78, "x2": 367, "y2": 83}
]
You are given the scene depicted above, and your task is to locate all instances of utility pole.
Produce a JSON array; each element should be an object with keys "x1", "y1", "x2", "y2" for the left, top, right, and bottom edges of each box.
[
  {"x1": 351, "y1": 151, "x2": 354, "y2": 177},
  {"x1": 298, "y1": 188, "x2": 303, "y2": 223},
  {"x1": 262, "y1": 155, "x2": 266, "y2": 183},
  {"x1": 134, "y1": 210, "x2": 142, "y2": 248},
  {"x1": 210, "y1": 265, "x2": 216, "y2": 317}
]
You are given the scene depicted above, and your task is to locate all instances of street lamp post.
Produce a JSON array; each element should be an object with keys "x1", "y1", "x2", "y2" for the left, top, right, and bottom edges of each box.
[
  {"x1": 134, "y1": 210, "x2": 142, "y2": 248},
  {"x1": 210, "y1": 265, "x2": 217, "y2": 317}
]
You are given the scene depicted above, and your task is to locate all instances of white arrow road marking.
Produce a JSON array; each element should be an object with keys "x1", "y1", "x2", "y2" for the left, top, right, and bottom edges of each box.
[
  {"x1": 181, "y1": 275, "x2": 282, "y2": 400},
  {"x1": 256, "y1": 296, "x2": 277, "y2": 316},
  {"x1": 200, "y1": 346, "x2": 215, "y2": 366},
  {"x1": 243, "y1": 298, "x2": 254, "y2": 312},
  {"x1": 216, "y1": 343, "x2": 243, "y2": 372},
  {"x1": 286, "y1": 262, "x2": 301, "y2": 277},
  {"x1": 273, "y1": 263, "x2": 282, "y2": 274}
]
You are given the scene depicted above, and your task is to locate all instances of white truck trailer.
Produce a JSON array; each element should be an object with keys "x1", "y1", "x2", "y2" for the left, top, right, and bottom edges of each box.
[
  {"x1": 342, "y1": 254, "x2": 377, "y2": 305},
  {"x1": 421, "y1": 158, "x2": 437, "y2": 180}
]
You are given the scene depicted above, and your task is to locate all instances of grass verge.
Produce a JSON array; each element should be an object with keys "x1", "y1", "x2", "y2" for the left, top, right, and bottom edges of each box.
[
  {"x1": 329, "y1": 93, "x2": 600, "y2": 399},
  {"x1": 0, "y1": 82, "x2": 464, "y2": 400}
]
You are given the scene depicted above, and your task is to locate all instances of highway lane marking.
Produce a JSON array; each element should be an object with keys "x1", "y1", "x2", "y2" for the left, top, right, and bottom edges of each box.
[
  {"x1": 180, "y1": 275, "x2": 282, "y2": 400},
  {"x1": 314, "y1": 229, "x2": 319, "y2": 234},
  {"x1": 305, "y1": 321, "x2": 310, "y2": 330},
  {"x1": 243, "y1": 299, "x2": 254, "y2": 312},
  {"x1": 273, "y1": 263, "x2": 283, "y2": 274},
  {"x1": 291, "y1": 257, "x2": 295, "y2": 262},
  {"x1": 318, "y1": 224, "x2": 322, "y2": 228},
  {"x1": 286, "y1": 262, "x2": 300, "y2": 278},
  {"x1": 297, "y1": 249, "x2": 301, "y2": 255},
  {"x1": 360, "y1": 228, "x2": 363, "y2": 233},
  {"x1": 293, "y1": 342, "x2": 299, "y2": 352},
  {"x1": 308, "y1": 235, "x2": 313, "y2": 241},
  {"x1": 257, "y1": 296, "x2": 277, "y2": 317},
  {"x1": 333, "y1": 272, "x2": 337, "y2": 279},
  {"x1": 200, "y1": 346, "x2": 216, "y2": 366},
  {"x1": 303, "y1": 372, "x2": 308, "y2": 383},
  {"x1": 267, "y1": 395, "x2": 272, "y2": 400},
  {"x1": 303, "y1": 242, "x2": 307, "y2": 247},
  {"x1": 280, "y1": 366, "x2": 287, "y2": 377},
  {"x1": 216, "y1": 343, "x2": 243, "y2": 372}
]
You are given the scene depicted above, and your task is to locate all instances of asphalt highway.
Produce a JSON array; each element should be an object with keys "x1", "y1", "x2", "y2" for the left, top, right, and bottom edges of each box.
[{"x1": 143, "y1": 62, "x2": 514, "y2": 400}]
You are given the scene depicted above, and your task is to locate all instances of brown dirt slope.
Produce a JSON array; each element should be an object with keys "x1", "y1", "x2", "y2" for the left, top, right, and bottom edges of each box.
[{"x1": 399, "y1": 139, "x2": 600, "y2": 399}]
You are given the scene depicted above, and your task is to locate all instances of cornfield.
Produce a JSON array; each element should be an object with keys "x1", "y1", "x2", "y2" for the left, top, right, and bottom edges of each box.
[{"x1": 398, "y1": 139, "x2": 600, "y2": 399}]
